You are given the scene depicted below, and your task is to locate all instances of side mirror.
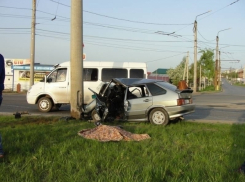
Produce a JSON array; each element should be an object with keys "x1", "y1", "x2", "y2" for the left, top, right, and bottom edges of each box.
[{"x1": 47, "y1": 77, "x2": 52, "y2": 83}]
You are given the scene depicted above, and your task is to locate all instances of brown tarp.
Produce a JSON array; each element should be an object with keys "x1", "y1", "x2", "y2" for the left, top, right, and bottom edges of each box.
[{"x1": 78, "y1": 125, "x2": 151, "y2": 142}]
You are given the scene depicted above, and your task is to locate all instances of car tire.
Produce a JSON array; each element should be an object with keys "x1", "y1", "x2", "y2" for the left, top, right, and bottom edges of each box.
[
  {"x1": 91, "y1": 109, "x2": 101, "y2": 122},
  {"x1": 38, "y1": 97, "x2": 53, "y2": 112},
  {"x1": 149, "y1": 108, "x2": 169, "y2": 125}
]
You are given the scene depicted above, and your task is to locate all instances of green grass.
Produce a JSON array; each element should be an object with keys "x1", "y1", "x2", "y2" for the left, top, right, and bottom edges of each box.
[
  {"x1": 0, "y1": 116, "x2": 245, "y2": 181},
  {"x1": 233, "y1": 82, "x2": 245, "y2": 87},
  {"x1": 199, "y1": 85, "x2": 216, "y2": 92}
]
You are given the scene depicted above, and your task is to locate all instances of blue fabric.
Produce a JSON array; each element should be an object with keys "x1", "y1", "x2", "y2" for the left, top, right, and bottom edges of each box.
[
  {"x1": 0, "y1": 54, "x2": 5, "y2": 156},
  {"x1": 0, "y1": 54, "x2": 5, "y2": 91},
  {"x1": 0, "y1": 133, "x2": 3, "y2": 155}
]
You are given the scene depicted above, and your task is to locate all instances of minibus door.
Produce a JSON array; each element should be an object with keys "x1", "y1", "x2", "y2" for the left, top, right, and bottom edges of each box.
[{"x1": 45, "y1": 68, "x2": 69, "y2": 103}]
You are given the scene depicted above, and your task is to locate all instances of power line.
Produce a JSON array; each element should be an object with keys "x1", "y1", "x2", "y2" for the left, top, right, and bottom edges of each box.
[
  {"x1": 36, "y1": 28, "x2": 69, "y2": 35},
  {"x1": 146, "y1": 53, "x2": 185, "y2": 63},
  {"x1": 50, "y1": 0, "x2": 70, "y2": 7},
  {"x1": 84, "y1": 21, "x2": 183, "y2": 37},
  {"x1": 199, "y1": 0, "x2": 240, "y2": 21},
  {"x1": 83, "y1": 10, "x2": 193, "y2": 26},
  {"x1": 174, "y1": 0, "x2": 241, "y2": 34},
  {"x1": 0, "y1": 28, "x2": 30, "y2": 29},
  {"x1": 84, "y1": 35, "x2": 192, "y2": 43},
  {"x1": 85, "y1": 41, "x2": 188, "y2": 53},
  {"x1": 50, "y1": 0, "x2": 193, "y2": 26},
  {"x1": 84, "y1": 39, "x2": 194, "y2": 49},
  {"x1": 197, "y1": 29, "x2": 216, "y2": 42},
  {"x1": 199, "y1": 41, "x2": 245, "y2": 47},
  {"x1": 0, "y1": 5, "x2": 31, "y2": 10},
  {"x1": 36, "y1": 34, "x2": 70, "y2": 40}
]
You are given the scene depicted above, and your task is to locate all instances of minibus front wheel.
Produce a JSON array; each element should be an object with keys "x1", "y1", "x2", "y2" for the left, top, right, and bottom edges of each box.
[{"x1": 38, "y1": 97, "x2": 53, "y2": 112}]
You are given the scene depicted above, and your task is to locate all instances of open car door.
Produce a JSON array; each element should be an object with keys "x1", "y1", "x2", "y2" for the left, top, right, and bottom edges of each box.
[{"x1": 125, "y1": 86, "x2": 152, "y2": 120}]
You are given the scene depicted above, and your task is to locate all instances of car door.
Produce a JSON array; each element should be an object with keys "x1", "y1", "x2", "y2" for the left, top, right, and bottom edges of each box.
[
  {"x1": 126, "y1": 86, "x2": 152, "y2": 120},
  {"x1": 45, "y1": 68, "x2": 69, "y2": 103}
]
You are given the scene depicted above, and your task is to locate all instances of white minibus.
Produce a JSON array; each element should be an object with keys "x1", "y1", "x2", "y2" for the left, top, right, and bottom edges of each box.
[{"x1": 26, "y1": 61, "x2": 147, "y2": 112}]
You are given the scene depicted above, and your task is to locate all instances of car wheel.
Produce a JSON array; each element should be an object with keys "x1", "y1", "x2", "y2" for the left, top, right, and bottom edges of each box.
[
  {"x1": 91, "y1": 109, "x2": 101, "y2": 122},
  {"x1": 149, "y1": 108, "x2": 169, "y2": 125},
  {"x1": 38, "y1": 97, "x2": 53, "y2": 112}
]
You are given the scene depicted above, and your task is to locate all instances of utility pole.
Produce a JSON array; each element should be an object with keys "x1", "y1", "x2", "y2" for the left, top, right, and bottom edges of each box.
[
  {"x1": 183, "y1": 51, "x2": 189, "y2": 84},
  {"x1": 186, "y1": 51, "x2": 189, "y2": 86},
  {"x1": 70, "y1": 0, "x2": 83, "y2": 119},
  {"x1": 215, "y1": 28, "x2": 231, "y2": 90},
  {"x1": 193, "y1": 11, "x2": 211, "y2": 92},
  {"x1": 193, "y1": 20, "x2": 197, "y2": 93},
  {"x1": 30, "y1": 0, "x2": 36, "y2": 87},
  {"x1": 183, "y1": 56, "x2": 186, "y2": 81},
  {"x1": 215, "y1": 35, "x2": 219, "y2": 90},
  {"x1": 199, "y1": 65, "x2": 201, "y2": 91},
  {"x1": 218, "y1": 51, "x2": 221, "y2": 90}
]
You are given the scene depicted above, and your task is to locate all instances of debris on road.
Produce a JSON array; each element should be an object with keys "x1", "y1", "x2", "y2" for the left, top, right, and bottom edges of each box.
[{"x1": 13, "y1": 111, "x2": 29, "y2": 118}]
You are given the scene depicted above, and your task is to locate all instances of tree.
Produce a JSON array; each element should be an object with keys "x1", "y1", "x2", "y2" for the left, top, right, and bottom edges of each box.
[
  {"x1": 167, "y1": 57, "x2": 186, "y2": 86},
  {"x1": 198, "y1": 49, "x2": 215, "y2": 82}
]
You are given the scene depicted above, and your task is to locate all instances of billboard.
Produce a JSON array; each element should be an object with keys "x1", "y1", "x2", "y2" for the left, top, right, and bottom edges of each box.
[
  {"x1": 4, "y1": 59, "x2": 31, "y2": 76},
  {"x1": 5, "y1": 59, "x2": 30, "y2": 67},
  {"x1": 18, "y1": 71, "x2": 50, "y2": 82}
]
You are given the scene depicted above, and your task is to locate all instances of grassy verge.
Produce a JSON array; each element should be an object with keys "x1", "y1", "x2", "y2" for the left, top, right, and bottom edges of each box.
[
  {"x1": 233, "y1": 83, "x2": 245, "y2": 87},
  {"x1": 0, "y1": 116, "x2": 245, "y2": 181},
  {"x1": 199, "y1": 85, "x2": 216, "y2": 92}
]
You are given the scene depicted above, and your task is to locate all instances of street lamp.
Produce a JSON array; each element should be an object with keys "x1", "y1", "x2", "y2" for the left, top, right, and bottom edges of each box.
[
  {"x1": 193, "y1": 10, "x2": 211, "y2": 93},
  {"x1": 217, "y1": 46, "x2": 230, "y2": 89},
  {"x1": 215, "y1": 28, "x2": 231, "y2": 90}
]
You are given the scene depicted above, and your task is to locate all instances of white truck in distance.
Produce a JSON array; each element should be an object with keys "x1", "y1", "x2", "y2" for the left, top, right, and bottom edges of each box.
[{"x1": 26, "y1": 61, "x2": 147, "y2": 112}]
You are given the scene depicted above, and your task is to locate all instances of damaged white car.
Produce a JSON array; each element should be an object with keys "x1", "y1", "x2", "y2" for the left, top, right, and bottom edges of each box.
[{"x1": 83, "y1": 78, "x2": 195, "y2": 125}]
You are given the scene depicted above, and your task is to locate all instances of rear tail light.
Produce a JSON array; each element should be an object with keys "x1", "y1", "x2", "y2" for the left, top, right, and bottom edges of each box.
[{"x1": 177, "y1": 98, "x2": 192, "y2": 106}]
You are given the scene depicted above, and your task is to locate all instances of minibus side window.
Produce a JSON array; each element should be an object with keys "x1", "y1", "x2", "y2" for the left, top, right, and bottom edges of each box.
[
  {"x1": 47, "y1": 68, "x2": 67, "y2": 82},
  {"x1": 48, "y1": 70, "x2": 58, "y2": 82},
  {"x1": 57, "y1": 69, "x2": 67, "y2": 82},
  {"x1": 101, "y1": 68, "x2": 127, "y2": 82},
  {"x1": 83, "y1": 68, "x2": 98, "y2": 81},
  {"x1": 130, "y1": 69, "x2": 144, "y2": 78}
]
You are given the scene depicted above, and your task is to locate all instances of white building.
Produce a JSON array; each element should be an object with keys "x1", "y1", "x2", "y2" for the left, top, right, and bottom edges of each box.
[{"x1": 4, "y1": 58, "x2": 53, "y2": 91}]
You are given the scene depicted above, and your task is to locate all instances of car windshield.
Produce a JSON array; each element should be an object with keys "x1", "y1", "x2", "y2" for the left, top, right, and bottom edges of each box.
[{"x1": 156, "y1": 81, "x2": 177, "y2": 91}]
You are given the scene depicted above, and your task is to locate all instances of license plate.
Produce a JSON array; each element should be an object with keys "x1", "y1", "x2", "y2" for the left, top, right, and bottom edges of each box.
[{"x1": 185, "y1": 99, "x2": 190, "y2": 104}]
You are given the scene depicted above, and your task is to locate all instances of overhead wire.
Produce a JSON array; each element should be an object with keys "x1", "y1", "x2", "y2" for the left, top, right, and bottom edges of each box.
[
  {"x1": 199, "y1": 0, "x2": 240, "y2": 21},
  {"x1": 85, "y1": 40, "x2": 188, "y2": 53},
  {"x1": 197, "y1": 29, "x2": 216, "y2": 42},
  {"x1": 173, "y1": 0, "x2": 241, "y2": 34},
  {"x1": 83, "y1": 10, "x2": 193, "y2": 26},
  {"x1": 146, "y1": 53, "x2": 186, "y2": 63},
  {"x1": 49, "y1": 0, "x2": 193, "y2": 26}
]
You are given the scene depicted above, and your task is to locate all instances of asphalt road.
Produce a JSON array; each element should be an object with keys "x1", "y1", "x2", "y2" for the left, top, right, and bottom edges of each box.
[
  {"x1": 0, "y1": 93, "x2": 71, "y2": 117},
  {"x1": 1, "y1": 78, "x2": 245, "y2": 123},
  {"x1": 185, "y1": 78, "x2": 245, "y2": 123}
]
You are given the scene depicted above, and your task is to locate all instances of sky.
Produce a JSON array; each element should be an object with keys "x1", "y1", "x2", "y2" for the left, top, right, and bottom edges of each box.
[{"x1": 0, "y1": 0, "x2": 244, "y2": 72}]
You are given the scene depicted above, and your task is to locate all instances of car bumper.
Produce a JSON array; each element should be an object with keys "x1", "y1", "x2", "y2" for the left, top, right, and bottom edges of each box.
[
  {"x1": 26, "y1": 92, "x2": 37, "y2": 104},
  {"x1": 165, "y1": 104, "x2": 195, "y2": 119}
]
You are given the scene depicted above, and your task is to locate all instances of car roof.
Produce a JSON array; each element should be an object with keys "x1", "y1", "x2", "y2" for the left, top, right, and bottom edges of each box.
[{"x1": 112, "y1": 78, "x2": 163, "y2": 86}]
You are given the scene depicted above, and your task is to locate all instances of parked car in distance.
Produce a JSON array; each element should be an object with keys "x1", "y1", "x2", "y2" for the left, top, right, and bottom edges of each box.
[{"x1": 85, "y1": 78, "x2": 195, "y2": 125}]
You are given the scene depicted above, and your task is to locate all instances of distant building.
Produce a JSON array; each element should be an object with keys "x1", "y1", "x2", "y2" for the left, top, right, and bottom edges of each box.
[
  {"x1": 3, "y1": 58, "x2": 53, "y2": 91},
  {"x1": 147, "y1": 68, "x2": 169, "y2": 82},
  {"x1": 12, "y1": 64, "x2": 53, "y2": 91},
  {"x1": 4, "y1": 58, "x2": 31, "y2": 90}
]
